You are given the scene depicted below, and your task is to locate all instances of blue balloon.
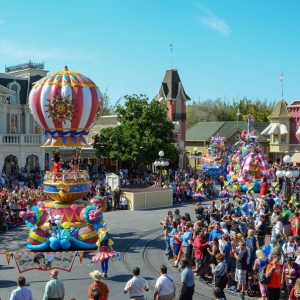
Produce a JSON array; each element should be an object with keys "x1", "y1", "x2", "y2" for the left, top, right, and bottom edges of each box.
[{"x1": 49, "y1": 237, "x2": 60, "y2": 251}]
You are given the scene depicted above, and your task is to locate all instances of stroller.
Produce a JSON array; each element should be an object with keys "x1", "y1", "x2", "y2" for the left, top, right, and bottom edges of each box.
[{"x1": 247, "y1": 273, "x2": 261, "y2": 297}]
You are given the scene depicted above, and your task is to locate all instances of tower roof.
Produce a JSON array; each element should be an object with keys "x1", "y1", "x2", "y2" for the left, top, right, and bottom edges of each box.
[
  {"x1": 269, "y1": 98, "x2": 290, "y2": 118},
  {"x1": 158, "y1": 69, "x2": 190, "y2": 101}
]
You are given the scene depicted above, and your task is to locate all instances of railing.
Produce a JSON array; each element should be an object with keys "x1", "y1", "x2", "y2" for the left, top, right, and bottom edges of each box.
[
  {"x1": 0, "y1": 134, "x2": 45, "y2": 145},
  {"x1": 44, "y1": 170, "x2": 90, "y2": 183},
  {"x1": 172, "y1": 113, "x2": 186, "y2": 121},
  {"x1": 5, "y1": 61, "x2": 44, "y2": 73}
]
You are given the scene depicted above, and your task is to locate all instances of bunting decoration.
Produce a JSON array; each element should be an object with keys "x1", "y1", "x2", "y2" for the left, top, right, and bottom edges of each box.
[
  {"x1": 78, "y1": 251, "x2": 84, "y2": 263},
  {"x1": 6, "y1": 252, "x2": 12, "y2": 265}
]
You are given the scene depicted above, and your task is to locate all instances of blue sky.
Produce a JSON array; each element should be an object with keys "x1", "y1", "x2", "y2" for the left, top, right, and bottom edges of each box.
[{"x1": 0, "y1": 0, "x2": 299, "y2": 106}]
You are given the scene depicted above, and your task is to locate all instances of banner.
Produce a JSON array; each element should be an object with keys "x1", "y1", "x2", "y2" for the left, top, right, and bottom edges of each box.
[{"x1": 14, "y1": 252, "x2": 76, "y2": 273}]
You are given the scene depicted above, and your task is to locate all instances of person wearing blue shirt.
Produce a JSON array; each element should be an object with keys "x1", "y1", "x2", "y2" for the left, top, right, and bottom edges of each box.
[
  {"x1": 181, "y1": 224, "x2": 193, "y2": 264},
  {"x1": 241, "y1": 199, "x2": 249, "y2": 217},
  {"x1": 221, "y1": 234, "x2": 232, "y2": 266},
  {"x1": 209, "y1": 223, "x2": 224, "y2": 242},
  {"x1": 179, "y1": 260, "x2": 195, "y2": 300}
]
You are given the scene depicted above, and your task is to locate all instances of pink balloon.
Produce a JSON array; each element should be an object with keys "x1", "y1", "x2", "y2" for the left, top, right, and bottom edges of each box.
[
  {"x1": 37, "y1": 201, "x2": 45, "y2": 208},
  {"x1": 51, "y1": 233, "x2": 56, "y2": 237},
  {"x1": 71, "y1": 203, "x2": 78, "y2": 211}
]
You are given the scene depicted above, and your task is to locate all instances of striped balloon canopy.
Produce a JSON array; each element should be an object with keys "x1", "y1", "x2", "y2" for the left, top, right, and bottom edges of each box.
[{"x1": 29, "y1": 66, "x2": 103, "y2": 137}]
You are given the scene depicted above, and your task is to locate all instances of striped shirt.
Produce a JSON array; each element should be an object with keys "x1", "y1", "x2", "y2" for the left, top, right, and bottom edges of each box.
[{"x1": 10, "y1": 286, "x2": 34, "y2": 300}]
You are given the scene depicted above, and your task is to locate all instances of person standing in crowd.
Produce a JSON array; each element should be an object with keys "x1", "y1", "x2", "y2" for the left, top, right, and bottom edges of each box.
[
  {"x1": 253, "y1": 250, "x2": 269, "y2": 300},
  {"x1": 179, "y1": 260, "x2": 195, "y2": 300},
  {"x1": 88, "y1": 270, "x2": 109, "y2": 300},
  {"x1": 10, "y1": 276, "x2": 33, "y2": 300},
  {"x1": 233, "y1": 241, "x2": 248, "y2": 294},
  {"x1": 180, "y1": 223, "x2": 193, "y2": 265},
  {"x1": 210, "y1": 253, "x2": 228, "y2": 300},
  {"x1": 43, "y1": 269, "x2": 65, "y2": 300},
  {"x1": 124, "y1": 267, "x2": 149, "y2": 300},
  {"x1": 209, "y1": 223, "x2": 223, "y2": 241},
  {"x1": 282, "y1": 256, "x2": 300, "y2": 295},
  {"x1": 154, "y1": 265, "x2": 176, "y2": 300},
  {"x1": 266, "y1": 253, "x2": 283, "y2": 300},
  {"x1": 256, "y1": 215, "x2": 267, "y2": 248}
]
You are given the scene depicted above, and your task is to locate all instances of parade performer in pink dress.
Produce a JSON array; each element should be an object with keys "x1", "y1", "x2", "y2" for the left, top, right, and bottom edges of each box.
[{"x1": 91, "y1": 223, "x2": 118, "y2": 278}]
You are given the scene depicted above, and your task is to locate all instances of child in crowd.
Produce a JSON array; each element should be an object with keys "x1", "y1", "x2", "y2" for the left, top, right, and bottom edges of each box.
[{"x1": 121, "y1": 193, "x2": 128, "y2": 210}]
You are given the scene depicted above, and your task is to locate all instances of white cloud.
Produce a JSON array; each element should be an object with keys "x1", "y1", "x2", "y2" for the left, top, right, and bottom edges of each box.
[
  {"x1": 0, "y1": 39, "x2": 97, "y2": 61},
  {"x1": 0, "y1": 19, "x2": 4, "y2": 24},
  {"x1": 193, "y1": 3, "x2": 230, "y2": 35}
]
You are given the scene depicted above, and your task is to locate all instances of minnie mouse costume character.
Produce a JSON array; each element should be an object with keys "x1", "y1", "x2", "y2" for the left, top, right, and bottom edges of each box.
[{"x1": 91, "y1": 223, "x2": 118, "y2": 278}]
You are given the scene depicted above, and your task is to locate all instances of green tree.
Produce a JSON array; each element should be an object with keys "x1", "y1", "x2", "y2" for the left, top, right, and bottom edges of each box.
[
  {"x1": 186, "y1": 97, "x2": 275, "y2": 127},
  {"x1": 93, "y1": 94, "x2": 178, "y2": 175},
  {"x1": 101, "y1": 87, "x2": 121, "y2": 115}
]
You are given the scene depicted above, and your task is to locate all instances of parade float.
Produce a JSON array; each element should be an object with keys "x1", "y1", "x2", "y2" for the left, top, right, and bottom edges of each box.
[
  {"x1": 201, "y1": 135, "x2": 232, "y2": 178},
  {"x1": 229, "y1": 114, "x2": 272, "y2": 192},
  {"x1": 20, "y1": 66, "x2": 106, "y2": 251}
]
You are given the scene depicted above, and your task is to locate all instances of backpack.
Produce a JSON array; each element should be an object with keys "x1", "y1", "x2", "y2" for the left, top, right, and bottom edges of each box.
[{"x1": 258, "y1": 265, "x2": 270, "y2": 284}]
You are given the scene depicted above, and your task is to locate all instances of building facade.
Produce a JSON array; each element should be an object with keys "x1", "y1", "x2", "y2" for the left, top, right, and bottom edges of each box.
[
  {"x1": 0, "y1": 61, "x2": 49, "y2": 173},
  {"x1": 156, "y1": 69, "x2": 190, "y2": 168}
]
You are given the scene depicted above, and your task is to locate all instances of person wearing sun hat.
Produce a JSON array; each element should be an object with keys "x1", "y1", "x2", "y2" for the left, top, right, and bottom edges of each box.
[{"x1": 87, "y1": 270, "x2": 109, "y2": 300}]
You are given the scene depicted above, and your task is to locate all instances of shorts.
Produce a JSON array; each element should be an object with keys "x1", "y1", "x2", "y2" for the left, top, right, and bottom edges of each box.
[{"x1": 235, "y1": 269, "x2": 247, "y2": 284}]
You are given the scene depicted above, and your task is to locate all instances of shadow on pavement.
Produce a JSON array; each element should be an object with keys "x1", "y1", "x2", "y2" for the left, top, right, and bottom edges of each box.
[{"x1": 0, "y1": 280, "x2": 17, "y2": 288}]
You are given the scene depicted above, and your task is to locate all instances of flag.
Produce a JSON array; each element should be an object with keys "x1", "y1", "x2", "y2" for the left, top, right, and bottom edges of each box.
[
  {"x1": 6, "y1": 252, "x2": 12, "y2": 265},
  {"x1": 236, "y1": 108, "x2": 240, "y2": 116},
  {"x1": 78, "y1": 251, "x2": 84, "y2": 264},
  {"x1": 279, "y1": 73, "x2": 283, "y2": 81}
]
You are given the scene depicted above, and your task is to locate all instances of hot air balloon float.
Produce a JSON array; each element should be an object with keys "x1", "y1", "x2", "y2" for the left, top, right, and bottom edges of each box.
[{"x1": 20, "y1": 66, "x2": 108, "y2": 251}]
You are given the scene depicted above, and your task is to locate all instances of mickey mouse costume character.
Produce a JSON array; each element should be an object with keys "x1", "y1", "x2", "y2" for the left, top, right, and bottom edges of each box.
[{"x1": 51, "y1": 153, "x2": 63, "y2": 175}]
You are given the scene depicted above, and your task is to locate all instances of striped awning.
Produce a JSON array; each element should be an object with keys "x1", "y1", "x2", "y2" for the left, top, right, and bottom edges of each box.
[{"x1": 261, "y1": 123, "x2": 288, "y2": 135}]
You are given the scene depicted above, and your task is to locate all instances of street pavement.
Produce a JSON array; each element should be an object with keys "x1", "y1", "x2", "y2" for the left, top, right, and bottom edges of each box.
[{"x1": 0, "y1": 200, "x2": 239, "y2": 300}]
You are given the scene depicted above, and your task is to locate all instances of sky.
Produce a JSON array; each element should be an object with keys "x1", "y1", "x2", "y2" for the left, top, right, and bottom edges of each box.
[{"x1": 0, "y1": 0, "x2": 299, "y2": 107}]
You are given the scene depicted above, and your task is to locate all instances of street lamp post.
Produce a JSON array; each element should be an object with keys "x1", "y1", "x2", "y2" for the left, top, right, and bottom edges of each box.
[
  {"x1": 189, "y1": 147, "x2": 202, "y2": 172},
  {"x1": 276, "y1": 151, "x2": 299, "y2": 202},
  {"x1": 154, "y1": 151, "x2": 169, "y2": 187}
]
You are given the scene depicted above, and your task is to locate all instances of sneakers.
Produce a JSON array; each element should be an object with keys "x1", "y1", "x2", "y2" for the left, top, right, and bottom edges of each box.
[{"x1": 233, "y1": 289, "x2": 241, "y2": 293}]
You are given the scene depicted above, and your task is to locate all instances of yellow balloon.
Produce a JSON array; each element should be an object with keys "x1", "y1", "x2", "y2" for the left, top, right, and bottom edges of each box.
[{"x1": 62, "y1": 222, "x2": 70, "y2": 229}]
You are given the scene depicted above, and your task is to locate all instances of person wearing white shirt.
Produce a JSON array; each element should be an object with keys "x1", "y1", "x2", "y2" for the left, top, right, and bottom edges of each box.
[
  {"x1": 10, "y1": 276, "x2": 33, "y2": 300},
  {"x1": 154, "y1": 265, "x2": 176, "y2": 300},
  {"x1": 272, "y1": 217, "x2": 283, "y2": 237},
  {"x1": 124, "y1": 267, "x2": 149, "y2": 299},
  {"x1": 248, "y1": 198, "x2": 255, "y2": 214}
]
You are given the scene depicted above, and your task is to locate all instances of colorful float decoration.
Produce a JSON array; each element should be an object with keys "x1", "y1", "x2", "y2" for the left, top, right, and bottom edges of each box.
[
  {"x1": 228, "y1": 114, "x2": 272, "y2": 192},
  {"x1": 201, "y1": 135, "x2": 232, "y2": 178},
  {"x1": 20, "y1": 66, "x2": 105, "y2": 251}
]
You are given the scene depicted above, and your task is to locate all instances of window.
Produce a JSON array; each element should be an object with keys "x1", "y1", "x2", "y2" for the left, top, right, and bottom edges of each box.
[
  {"x1": 10, "y1": 84, "x2": 18, "y2": 104},
  {"x1": 273, "y1": 135, "x2": 278, "y2": 143},
  {"x1": 281, "y1": 135, "x2": 286, "y2": 143},
  {"x1": 11, "y1": 115, "x2": 18, "y2": 134}
]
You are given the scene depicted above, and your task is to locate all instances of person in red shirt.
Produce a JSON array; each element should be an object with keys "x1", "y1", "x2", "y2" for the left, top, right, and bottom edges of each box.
[
  {"x1": 289, "y1": 277, "x2": 300, "y2": 300},
  {"x1": 266, "y1": 253, "x2": 283, "y2": 300}
]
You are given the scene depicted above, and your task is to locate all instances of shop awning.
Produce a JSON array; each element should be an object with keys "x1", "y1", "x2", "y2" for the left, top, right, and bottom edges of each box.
[{"x1": 279, "y1": 124, "x2": 288, "y2": 134}]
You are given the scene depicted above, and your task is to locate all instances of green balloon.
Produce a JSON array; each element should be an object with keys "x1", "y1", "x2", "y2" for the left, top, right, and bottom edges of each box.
[{"x1": 55, "y1": 204, "x2": 59, "y2": 208}]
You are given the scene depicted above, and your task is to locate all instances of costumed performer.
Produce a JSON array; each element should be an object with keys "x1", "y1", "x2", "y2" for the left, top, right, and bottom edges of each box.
[
  {"x1": 259, "y1": 177, "x2": 268, "y2": 196},
  {"x1": 91, "y1": 223, "x2": 118, "y2": 278},
  {"x1": 51, "y1": 153, "x2": 63, "y2": 176}
]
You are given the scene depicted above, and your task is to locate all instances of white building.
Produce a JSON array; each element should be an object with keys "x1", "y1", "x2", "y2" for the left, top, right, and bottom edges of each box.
[{"x1": 0, "y1": 61, "x2": 49, "y2": 173}]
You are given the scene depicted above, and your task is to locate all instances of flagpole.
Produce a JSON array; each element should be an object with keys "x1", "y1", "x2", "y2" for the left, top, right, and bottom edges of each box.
[{"x1": 282, "y1": 72, "x2": 284, "y2": 98}]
